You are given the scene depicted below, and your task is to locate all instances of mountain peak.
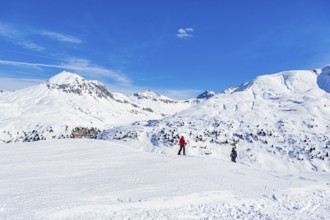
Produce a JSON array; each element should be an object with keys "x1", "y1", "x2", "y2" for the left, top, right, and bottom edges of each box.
[
  {"x1": 47, "y1": 71, "x2": 84, "y2": 85},
  {"x1": 196, "y1": 90, "x2": 215, "y2": 99},
  {"x1": 44, "y1": 71, "x2": 114, "y2": 99},
  {"x1": 222, "y1": 69, "x2": 318, "y2": 96}
]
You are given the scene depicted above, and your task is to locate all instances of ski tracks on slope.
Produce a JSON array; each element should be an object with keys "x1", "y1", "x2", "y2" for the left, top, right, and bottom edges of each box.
[{"x1": 34, "y1": 187, "x2": 330, "y2": 220}]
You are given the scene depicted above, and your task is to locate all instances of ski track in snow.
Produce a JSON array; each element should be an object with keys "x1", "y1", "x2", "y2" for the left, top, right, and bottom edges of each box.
[{"x1": 0, "y1": 139, "x2": 329, "y2": 219}]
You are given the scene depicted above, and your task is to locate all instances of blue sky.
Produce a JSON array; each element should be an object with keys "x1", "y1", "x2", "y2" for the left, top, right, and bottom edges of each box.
[{"x1": 0, "y1": 0, "x2": 329, "y2": 99}]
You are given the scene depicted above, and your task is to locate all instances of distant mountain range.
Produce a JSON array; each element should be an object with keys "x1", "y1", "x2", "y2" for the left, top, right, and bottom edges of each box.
[
  {"x1": 1, "y1": 66, "x2": 330, "y2": 172},
  {"x1": 0, "y1": 71, "x2": 206, "y2": 143}
]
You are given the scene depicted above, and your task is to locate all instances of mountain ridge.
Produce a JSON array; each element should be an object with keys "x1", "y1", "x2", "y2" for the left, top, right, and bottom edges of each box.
[
  {"x1": 0, "y1": 71, "x2": 199, "y2": 143},
  {"x1": 98, "y1": 66, "x2": 330, "y2": 172},
  {"x1": 1, "y1": 67, "x2": 330, "y2": 172}
]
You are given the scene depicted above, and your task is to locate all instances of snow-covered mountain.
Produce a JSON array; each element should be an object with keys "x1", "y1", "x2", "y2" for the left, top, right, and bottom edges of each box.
[
  {"x1": 99, "y1": 66, "x2": 330, "y2": 172},
  {"x1": 2, "y1": 66, "x2": 330, "y2": 171},
  {"x1": 0, "y1": 71, "x2": 197, "y2": 143},
  {"x1": 130, "y1": 89, "x2": 200, "y2": 116},
  {"x1": 196, "y1": 90, "x2": 215, "y2": 99}
]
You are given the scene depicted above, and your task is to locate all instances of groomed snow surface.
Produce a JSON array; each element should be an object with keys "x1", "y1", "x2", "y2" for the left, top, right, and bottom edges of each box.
[{"x1": 1, "y1": 139, "x2": 329, "y2": 219}]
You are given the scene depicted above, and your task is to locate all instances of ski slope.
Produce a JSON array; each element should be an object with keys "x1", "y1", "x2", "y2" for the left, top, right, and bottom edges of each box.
[{"x1": 1, "y1": 139, "x2": 329, "y2": 219}]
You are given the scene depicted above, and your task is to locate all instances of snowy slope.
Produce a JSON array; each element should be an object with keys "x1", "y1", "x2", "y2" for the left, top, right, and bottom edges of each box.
[
  {"x1": 0, "y1": 71, "x2": 196, "y2": 144},
  {"x1": 99, "y1": 66, "x2": 330, "y2": 172},
  {"x1": 0, "y1": 139, "x2": 329, "y2": 219}
]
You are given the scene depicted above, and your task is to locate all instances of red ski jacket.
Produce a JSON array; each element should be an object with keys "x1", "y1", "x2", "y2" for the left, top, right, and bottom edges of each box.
[{"x1": 179, "y1": 137, "x2": 186, "y2": 145}]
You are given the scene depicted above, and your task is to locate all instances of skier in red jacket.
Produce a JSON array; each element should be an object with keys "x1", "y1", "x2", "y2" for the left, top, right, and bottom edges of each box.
[{"x1": 178, "y1": 136, "x2": 187, "y2": 155}]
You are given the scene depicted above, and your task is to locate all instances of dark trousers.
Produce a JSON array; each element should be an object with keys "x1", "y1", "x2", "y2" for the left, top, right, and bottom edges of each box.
[
  {"x1": 178, "y1": 145, "x2": 185, "y2": 155},
  {"x1": 231, "y1": 157, "x2": 236, "y2": 163}
]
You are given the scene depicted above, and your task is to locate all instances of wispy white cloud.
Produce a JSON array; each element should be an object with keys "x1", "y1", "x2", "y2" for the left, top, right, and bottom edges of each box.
[
  {"x1": 0, "y1": 23, "x2": 82, "y2": 51},
  {"x1": 62, "y1": 58, "x2": 130, "y2": 84},
  {"x1": 176, "y1": 27, "x2": 194, "y2": 39},
  {"x1": 0, "y1": 22, "x2": 44, "y2": 51},
  {"x1": 41, "y1": 31, "x2": 82, "y2": 44},
  {"x1": 16, "y1": 41, "x2": 44, "y2": 51},
  {"x1": 0, "y1": 59, "x2": 131, "y2": 84},
  {"x1": 0, "y1": 22, "x2": 18, "y2": 38}
]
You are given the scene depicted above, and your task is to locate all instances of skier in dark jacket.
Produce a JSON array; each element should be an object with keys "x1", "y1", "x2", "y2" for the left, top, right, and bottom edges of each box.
[
  {"x1": 178, "y1": 136, "x2": 187, "y2": 155},
  {"x1": 231, "y1": 146, "x2": 237, "y2": 163}
]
